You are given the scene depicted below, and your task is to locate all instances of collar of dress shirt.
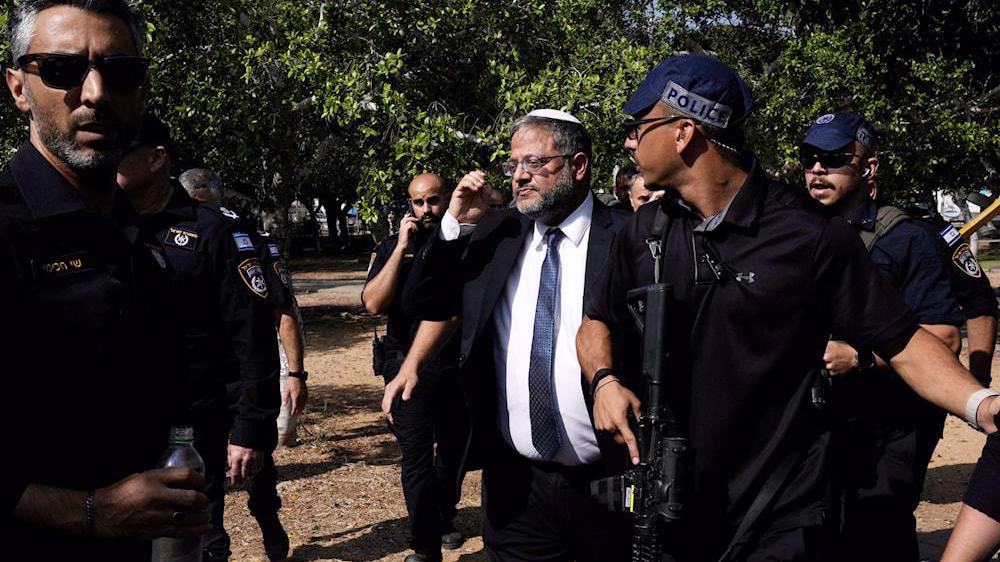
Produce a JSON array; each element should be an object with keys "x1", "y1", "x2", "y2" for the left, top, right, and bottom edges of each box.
[{"x1": 531, "y1": 191, "x2": 594, "y2": 250}]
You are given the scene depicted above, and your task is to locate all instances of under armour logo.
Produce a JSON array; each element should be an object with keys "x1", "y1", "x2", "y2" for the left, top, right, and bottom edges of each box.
[{"x1": 735, "y1": 272, "x2": 755, "y2": 284}]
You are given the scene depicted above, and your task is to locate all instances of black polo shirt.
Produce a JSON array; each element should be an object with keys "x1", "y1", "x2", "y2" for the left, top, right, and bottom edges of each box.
[
  {"x1": 365, "y1": 228, "x2": 459, "y2": 361},
  {"x1": 142, "y1": 188, "x2": 280, "y2": 452},
  {"x1": 586, "y1": 159, "x2": 918, "y2": 555},
  {"x1": 0, "y1": 143, "x2": 176, "y2": 560},
  {"x1": 916, "y1": 213, "x2": 997, "y2": 320}
]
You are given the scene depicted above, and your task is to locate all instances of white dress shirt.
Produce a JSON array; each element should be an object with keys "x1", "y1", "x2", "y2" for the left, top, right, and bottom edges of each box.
[{"x1": 441, "y1": 194, "x2": 601, "y2": 465}]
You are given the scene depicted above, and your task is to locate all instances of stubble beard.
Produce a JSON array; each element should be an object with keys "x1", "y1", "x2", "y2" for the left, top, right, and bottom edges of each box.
[
  {"x1": 27, "y1": 86, "x2": 126, "y2": 177},
  {"x1": 516, "y1": 167, "x2": 579, "y2": 224}
]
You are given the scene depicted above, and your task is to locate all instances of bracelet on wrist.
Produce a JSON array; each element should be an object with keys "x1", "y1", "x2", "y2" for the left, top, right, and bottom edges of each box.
[
  {"x1": 594, "y1": 377, "x2": 620, "y2": 397},
  {"x1": 288, "y1": 370, "x2": 308, "y2": 381},
  {"x1": 589, "y1": 368, "x2": 615, "y2": 401}
]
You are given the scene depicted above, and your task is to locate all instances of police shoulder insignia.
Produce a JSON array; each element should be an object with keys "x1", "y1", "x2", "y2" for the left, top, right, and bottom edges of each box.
[
  {"x1": 952, "y1": 243, "x2": 983, "y2": 278},
  {"x1": 220, "y1": 206, "x2": 240, "y2": 220},
  {"x1": 939, "y1": 224, "x2": 962, "y2": 248},
  {"x1": 232, "y1": 232, "x2": 255, "y2": 252},
  {"x1": 164, "y1": 227, "x2": 199, "y2": 251},
  {"x1": 273, "y1": 259, "x2": 291, "y2": 288},
  {"x1": 238, "y1": 258, "x2": 269, "y2": 298}
]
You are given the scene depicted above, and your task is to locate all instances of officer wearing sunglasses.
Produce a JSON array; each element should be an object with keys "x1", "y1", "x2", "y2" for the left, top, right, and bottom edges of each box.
[
  {"x1": 1, "y1": 2, "x2": 210, "y2": 561},
  {"x1": 801, "y1": 112, "x2": 966, "y2": 560}
]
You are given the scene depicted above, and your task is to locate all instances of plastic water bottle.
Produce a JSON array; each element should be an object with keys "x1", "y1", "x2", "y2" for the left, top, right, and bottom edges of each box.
[{"x1": 152, "y1": 427, "x2": 205, "y2": 562}]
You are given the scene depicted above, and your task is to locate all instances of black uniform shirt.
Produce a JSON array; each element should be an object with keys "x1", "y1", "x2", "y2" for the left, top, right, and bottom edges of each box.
[
  {"x1": 365, "y1": 228, "x2": 459, "y2": 360},
  {"x1": 918, "y1": 214, "x2": 997, "y2": 320},
  {"x1": 143, "y1": 188, "x2": 280, "y2": 451},
  {"x1": 586, "y1": 160, "x2": 919, "y2": 554},
  {"x1": 0, "y1": 143, "x2": 175, "y2": 559},
  {"x1": 257, "y1": 230, "x2": 296, "y2": 311},
  {"x1": 847, "y1": 200, "x2": 964, "y2": 326}
]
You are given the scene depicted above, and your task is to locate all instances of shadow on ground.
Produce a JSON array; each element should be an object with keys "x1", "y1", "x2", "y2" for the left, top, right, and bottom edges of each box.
[
  {"x1": 922, "y1": 463, "x2": 976, "y2": 505},
  {"x1": 300, "y1": 306, "x2": 374, "y2": 355},
  {"x1": 291, "y1": 506, "x2": 482, "y2": 561}
]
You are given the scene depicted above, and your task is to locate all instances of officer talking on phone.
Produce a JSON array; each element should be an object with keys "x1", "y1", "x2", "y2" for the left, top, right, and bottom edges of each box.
[{"x1": 362, "y1": 174, "x2": 469, "y2": 562}]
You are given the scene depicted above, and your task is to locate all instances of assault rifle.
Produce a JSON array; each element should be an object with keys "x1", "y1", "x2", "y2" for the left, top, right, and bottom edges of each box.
[{"x1": 591, "y1": 283, "x2": 691, "y2": 562}]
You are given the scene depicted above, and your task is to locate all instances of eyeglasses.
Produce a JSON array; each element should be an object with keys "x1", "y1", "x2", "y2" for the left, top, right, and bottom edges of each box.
[
  {"x1": 14, "y1": 53, "x2": 149, "y2": 91},
  {"x1": 624, "y1": 115, "x2": 687, "y2": 142},
  {"x1": 799, "y1": 150, "x2": 863, "y2": 170},
  {"x1": 501, "y1": 154, "x2": 573, "y2": 177}
]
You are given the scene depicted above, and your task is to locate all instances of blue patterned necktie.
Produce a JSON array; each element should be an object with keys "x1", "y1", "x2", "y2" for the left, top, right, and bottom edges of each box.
[{"x1": 528, "y1": 227, "x2": 565, "y2": 460}]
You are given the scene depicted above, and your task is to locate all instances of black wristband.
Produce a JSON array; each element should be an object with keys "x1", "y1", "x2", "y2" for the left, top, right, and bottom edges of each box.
[
  {"x1": 85, "y1": 489, "x2": 96, "y2": 539},
  {"x1": 590, "y1": 368, "x2": 616, "y2": 401},
  {"x1": 288, "y1": 370, "x2": 308, "y2": 381},
  {"x1": 856, "y1": 349, "x2": 876, "y2": 372}
]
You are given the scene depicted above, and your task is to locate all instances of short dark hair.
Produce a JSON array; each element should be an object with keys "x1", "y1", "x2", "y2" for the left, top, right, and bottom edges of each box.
[
  {"x1": 614, "y1": 163, "x2": 638, "y2": 205},
  {"x1": 510, "y1": 114, "x2": 593, "y2": 183},
  {"x1": 9, "y1": 0, "x2": 146, "y2": 61}
]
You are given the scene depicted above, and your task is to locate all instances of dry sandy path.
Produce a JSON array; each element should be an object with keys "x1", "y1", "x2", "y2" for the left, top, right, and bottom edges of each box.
[{"x1": 223, "y1": 263, "x2": 1000, "y2": 561}]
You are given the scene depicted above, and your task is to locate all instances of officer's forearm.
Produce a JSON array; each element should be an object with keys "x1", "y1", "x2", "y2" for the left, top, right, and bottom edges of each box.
[
  {"x1": 14, "y1": 485, "x2": 89, "y2": 539},
  {"x1": 890, "y1": 328, "x2": 990, "y2": 427},
  {"x1": 399, "y1": 318, "x2": 460, "y2": 373},
  {"x1": 277, "y1": 310, "x2": 305, "y2": 372},
  {"x1": 941, "y1": 503, "x2": 1000, "y2": 562},
  {"x1": 578, "y1": 315, "x2": 613, "y2": 382},
  {"x1": 362, "y1": 248, "x2": 405, "y2": 314},
  {"x1": 967, "y1": 315, "x2": 997, "y2": 385}
]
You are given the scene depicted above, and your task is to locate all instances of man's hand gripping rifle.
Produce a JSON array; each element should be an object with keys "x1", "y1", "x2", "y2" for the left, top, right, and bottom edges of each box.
[{"x1": 591, "y1": 283, "x2": 691, "y2": 562}]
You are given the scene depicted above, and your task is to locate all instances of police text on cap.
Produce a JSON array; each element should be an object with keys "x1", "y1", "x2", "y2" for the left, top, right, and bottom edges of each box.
[{"x1": 660, "y1": 81, "x2": 733, "y2": 128}]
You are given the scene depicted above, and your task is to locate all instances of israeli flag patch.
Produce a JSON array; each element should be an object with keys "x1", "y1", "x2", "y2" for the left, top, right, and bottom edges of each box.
[
  {"x1": 267, "y1": 243, "x2": 281, "y2": 257},
  {"x1": 939, "y1": 224, "x2": 962, "y2": 248},
  {"x1": 660, "y1": 81, "x2": 733, "y2": 128},
  {"x1": 233, "y1": 232, "x2": 255, "y2": 252}
]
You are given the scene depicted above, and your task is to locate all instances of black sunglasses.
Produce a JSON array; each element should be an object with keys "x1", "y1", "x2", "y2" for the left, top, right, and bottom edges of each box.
[
  {"x1": 799, "y1": 150, "x2": 863, "y2": 170},
  {"x1": 623, "y1": 115, "x2": 687, "y2": 141},
  {"x1": 14, "y1": 53, "x2": 149, "y2": 91}
]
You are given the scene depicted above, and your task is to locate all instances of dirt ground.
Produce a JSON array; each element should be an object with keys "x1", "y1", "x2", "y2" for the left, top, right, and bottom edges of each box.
[{"x1": 223, "y1": 258, "x2": 1000, "y2": 562}]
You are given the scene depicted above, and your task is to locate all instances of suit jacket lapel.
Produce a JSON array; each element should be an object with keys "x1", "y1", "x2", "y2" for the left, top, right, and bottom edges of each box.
[
  {"x1": 585, "y1": 202, "x2": 614, "y2": 295},
  {"x1": 462, "y1": 213, "x2": 532, "y2": 358}
]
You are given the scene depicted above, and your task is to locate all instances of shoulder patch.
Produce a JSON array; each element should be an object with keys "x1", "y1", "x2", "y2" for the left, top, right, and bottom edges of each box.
[
  {"x1": 939, "y1": 224, "x2": 962, "y2": 247},
  {"x1": 238, "y1": 258, "x2": 269, "y2": 298},
  {"x1": 31, "y1": 252, "x2": 95, "y2": 280},
  {"x1": 232, "y1": 232, "x2": 255, "y2": 252},
  {"x1": 220, "y1": 206, "x2": 240, "y2": 219},
  {"x1": 164, "y1": 227, "x2": 199, "y2": 251},
  {"x1": 273, "y1": 258, "x2": 290, "y2": 288},
  {"x1": 267, "y1": 243, "x2": 281, "y2": 258},
  {"x1": 952, "y1": 243, "x2": 983, "y2": 278}
]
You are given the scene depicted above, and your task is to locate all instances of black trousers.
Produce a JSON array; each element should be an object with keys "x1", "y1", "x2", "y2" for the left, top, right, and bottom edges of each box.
[
  {"x1": 834, "y1": 410, "x2": 945, "y2": 562},
  {"x1": 482, "y1": 445, "x2": 630, "y2": 562},
  {"x1": 194, "y1": 416, "x2": 281, "y2": 561},
  {"x1": 386, "y1": 364, "x2": 468, "y2": 559}
]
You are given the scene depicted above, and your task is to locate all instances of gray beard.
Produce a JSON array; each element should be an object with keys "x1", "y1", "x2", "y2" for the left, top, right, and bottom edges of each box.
[
  {"x1": 28, "y1": 87, "x2": 125, "y2": 176},
  {"x1": 516, "y1": 168, "x2": 579, "y2": 223}
]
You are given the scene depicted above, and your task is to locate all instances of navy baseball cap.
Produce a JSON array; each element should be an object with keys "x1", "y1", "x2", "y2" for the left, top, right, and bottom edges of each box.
[
  {"x1": 802, "y1": 112, "x2": 876, "y2": 152},
  {"x1": 624, "y1": 53, "x2": 753, "y2": 129},
  {"x1": 131, "y1": 111, "x2": 173, "y2": 152}
]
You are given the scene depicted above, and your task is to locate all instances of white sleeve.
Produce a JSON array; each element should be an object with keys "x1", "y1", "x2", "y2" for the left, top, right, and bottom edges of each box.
[{"x1": 439, "y1": 212, "x2": 462, "y2": 241}]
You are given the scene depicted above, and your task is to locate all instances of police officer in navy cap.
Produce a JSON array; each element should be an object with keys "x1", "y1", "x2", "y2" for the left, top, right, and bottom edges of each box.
[
  {"x1": 579, "y1": 53, "x2": 1000, "y2": 561},
  {"x1": 117, "y1": 112, "x2": 285, "y2": 561},
  {"x1": 801, "y1": 111, "x2": 968, "y2": 560}
]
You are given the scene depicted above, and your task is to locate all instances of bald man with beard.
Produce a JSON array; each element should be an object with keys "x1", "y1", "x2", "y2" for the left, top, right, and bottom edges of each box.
[{"x1": 362, "y1": 173, "x2": 469, "y2": 562}]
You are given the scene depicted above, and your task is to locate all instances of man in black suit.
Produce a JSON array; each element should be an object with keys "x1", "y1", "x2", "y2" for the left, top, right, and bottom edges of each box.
[{"x1": 382, "y1": 109, "x2": 631, "y2": 562}]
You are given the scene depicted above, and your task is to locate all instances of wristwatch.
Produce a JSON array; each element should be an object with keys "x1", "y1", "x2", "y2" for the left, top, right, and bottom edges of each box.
[
  {"x1": 288, "y1": 370, "x2": 308, "y2": 381},
  {"x1": 855, "y1": 349, "x2": 876, "y2": 372}
]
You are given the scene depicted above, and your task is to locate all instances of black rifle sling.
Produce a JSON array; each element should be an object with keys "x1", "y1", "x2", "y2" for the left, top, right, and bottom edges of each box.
[
  {"x1": 717, "y1": 449, "x2": 803, "y2": 561},
  {"x1": 646, "y1": 206, "x2": 671, "y2": 283}
]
